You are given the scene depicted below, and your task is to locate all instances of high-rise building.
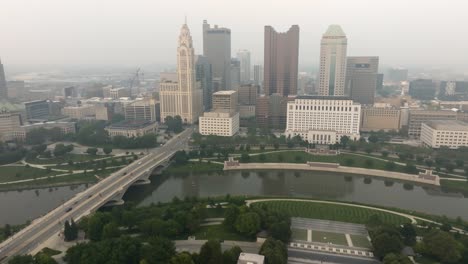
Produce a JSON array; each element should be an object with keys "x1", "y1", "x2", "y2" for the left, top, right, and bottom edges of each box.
[
  {"x1": 264, "y1": 25, "x2": 299, "y2": 96},
  {"x1": 237, "y1": 50, "x2": 251, "y2": 84},
  {"x1": 230, "y1": 58, "x2": 241, "y2": 91},
  {"x1": 346, "y1": 56, "x2": 379, "y2": 105},
  {"x1": 203, "y1": 20, "x2": 231, "y2": 90},
  {"x1": 195, "y1": 55, "x2": 213, "y2": 111},
  {"x1": 255, "y1": 94, "x2": 291, "y2": 129},
  {"x1": 0, "y1": 58, "x2": 7, "y2": 99},
  {"x1": 24, "y1": 100, "x2": 50, "y2": 121},
  {"x1": 160, "y1": 22, "x2": 203, "y2": 124},
  {"x1": 238, "y1": 84, "x2": 258, "y2": 105},
  {"x1": 253, "y1": 65, "x2": 263, "y2": 87},
  {"x1": 285, "y1": 96, "x2": 361, "y2": 144},
  {"x1": 409, "y1": 79, "x2": 436, "y2": 100},
  {"x1": 212, "y1": 90, "x2": 238, "y2": 113},
  {"x1": 318, "y1": 25, "x2": 348, "y2": 96}
]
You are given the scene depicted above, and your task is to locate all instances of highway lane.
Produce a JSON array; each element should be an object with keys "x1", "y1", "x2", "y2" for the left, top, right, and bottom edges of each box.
[{"x1": 0, "y1": 128, "x2": 193, "y2": 262}]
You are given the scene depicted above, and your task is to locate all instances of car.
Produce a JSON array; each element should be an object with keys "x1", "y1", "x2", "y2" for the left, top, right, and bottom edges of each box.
[
  {"x1": 138, "y1": 162, "x2": 142, "y2": 165},
  {"x1": 87, "y1": 194, "x2": 93, "y2": 199},
  {"x1": 65, "y1": 207, "x2": 72, "y2": 213}
]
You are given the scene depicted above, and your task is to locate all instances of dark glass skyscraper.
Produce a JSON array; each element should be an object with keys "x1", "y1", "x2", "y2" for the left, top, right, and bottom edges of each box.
[
  {"x1": 203, "y1": 20, "x2": 231, "y2": 90},
  {"x1": 263, "y1": 25, "x2": 299, "y2": 96},
  {"x1": 0, "y1": 59, "x2": 7, "y2": 99}
]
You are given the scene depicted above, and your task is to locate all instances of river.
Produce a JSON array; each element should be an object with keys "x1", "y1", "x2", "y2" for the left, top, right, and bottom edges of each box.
[{"x1": 0, "y1": 170, "x2": 467, "y2": 226}]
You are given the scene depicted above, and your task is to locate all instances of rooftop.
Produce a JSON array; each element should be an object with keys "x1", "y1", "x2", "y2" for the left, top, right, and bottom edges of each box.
[
  {"x1": 323, "y1": 24, "x2": 346, "y2": 37},
  {"x1": 237, "y1": 253, "x2": 265, "y2": 263},
  {"x1": 107, "y1": 120, "x2": 156, "y2": 129},
  {"x1": 425, "y1": 120, "x2": 468, "y2": 131},
  {"x1": 213, "y1": 90, "x2": 237, "y2": 95},
  {"x1": 296, "y1": 95, "x2": 353, "y2": 101}
]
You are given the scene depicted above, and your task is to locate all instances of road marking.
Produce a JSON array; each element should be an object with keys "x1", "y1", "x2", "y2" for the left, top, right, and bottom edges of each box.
[
  {"x1": 307, "y1": 229, "x2": 312, "y2": 242},
  {"x1": 345, "y1": 234, "x2": 353, "y2": 247}
]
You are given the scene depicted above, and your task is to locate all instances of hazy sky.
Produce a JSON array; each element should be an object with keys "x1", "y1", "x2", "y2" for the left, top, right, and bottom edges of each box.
[{"x1": 1, "y1": 0, "x2": 467, "y2": 69}]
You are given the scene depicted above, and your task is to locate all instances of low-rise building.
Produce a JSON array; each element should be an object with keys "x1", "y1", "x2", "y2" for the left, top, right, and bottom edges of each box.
[
  {"x1": 24, "y1": 100, "x2": 50, "y2": 121},
  {"x1": 421, "y1": 120, "x2": 468, "y2": 149},
  {"x1": 212, "y1": 90, "x2": 238, "y2": 113},
  {"x1": 199, "y1": 112, "x2": 239, "y2": 137},
  {"x1": 0, "y1": 101, "x2": 24, "y2": 142},
  {"x1": 105, "y1": 120, "x2": 157, "y2": 138},
  {"x1": 408, "y1": 110, "x2": 457, "y2": 138},
  {"x1": 12, "y1": 122, "x2": 76, "y2": 141},
  {"x1": 237, "y1": 253, "x2": 265, "y2": 264},
  {"x1": 361, "y1": 106, "x2": 401, "y2": 132},
  {"x1": 124, "y1": 99, "x2": 158, "y2": 122},
  {"x1": 62, "y1": 105, "x2": 96, "y2": 120}
]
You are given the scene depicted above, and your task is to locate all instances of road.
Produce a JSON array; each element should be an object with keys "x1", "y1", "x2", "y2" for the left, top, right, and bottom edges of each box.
[
  {"x1": 288, "y1": 248, "x2": 381, "y2": 264},
  {"x1": 0, "y1": 128, "x2": 193, "y2": 262}
]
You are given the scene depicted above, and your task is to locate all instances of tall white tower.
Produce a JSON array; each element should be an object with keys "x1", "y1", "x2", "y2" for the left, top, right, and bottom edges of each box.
[
  {"x1": 237, "y1": 50, "x2": 251, "y2": 84},
  {"x1": 318, "y1": 25, "x2": 348, "y2": 96},
  {"x1": 160, "y1": 22, "x2": 203, "y2": 124}
]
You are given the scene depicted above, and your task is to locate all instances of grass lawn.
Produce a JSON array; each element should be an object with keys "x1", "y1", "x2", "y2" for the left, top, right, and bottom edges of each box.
[
  {"x1": 253, "y1": 200, "x2": 410, "y2": 225},
  {"x1": 0, "y1": 166, "x2": 61, "y2": 183},
  {"x1": 291, "y1": 228, "x2": 308, "y2": 241},
  {"x1": 440, "y1": 179, "x2": 468, "y2": 197},
  {"x1": 39, "y1": 247, "x2": 62, "y2": 257},
  {"x1": 54, "y1": 156, "x2": 133, "y2": 170},
  {"x1": 27, "y1": 153, "x2": 107, "y2": 165},
  {"x1": 191, "y1": 224, "x2": 253, "y2": 242},
  {"x1": 165, "y1": 161, "x2": 224, "y2": 174},
  {"x1": 205, "y1": 208, "x2": 226, "y2": 218},
  {"x1": 312, "y1": 230, "x2": 348, "y2": 246},
  {"x1": 245, "y1": 151, "x2": 411, "y2": 173},
  {"x1": 414, "y1": 256, "x2": 440, "y2": 264},
  {"x1": 350, "y1": 235, "x2": 371, "y2": 248}
]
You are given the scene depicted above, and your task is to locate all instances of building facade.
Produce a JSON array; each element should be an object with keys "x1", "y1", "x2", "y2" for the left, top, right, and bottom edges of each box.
[
  {"x1": 256, "y1": 94, "x2": 291, "y2": 129},
  {"x1": 346, "y1": 56, "x2": 379, "y2": 105},
  {"x1": 195, "y1": 55, "x2": 213, "y2": 111},
  {"x1": 105, "y1": 120, "x2": 157, "y2": 138},
  {"x1": 160, "y1": 23, "x2": 203, "y2": 124},
  {"x1": 230, "y1": 58, "x2": 241, "y2": 90},
  {"x1": 0, "y1": 105, "x2": 23, "y2": 142},
  {"x1": 408, "y1": 110, "x2": 458, "y2": 137},
  {"x1": 199, "y1": 112, "x2": 239, "y2": 137},
  {"x1": 409, "y1": 79, "x2": 436, "y2": 100},
  {"x1": 237, "y1": 50, "x2": 251, "y2": 84},
  {"x1": 421, "y1": 120, "x2": 468, "y2": 149},
  {"x1": 62, "y1": 105, "x2": 96, "y2": 119},
  {"x1": 203, "y1": 20, "x2": 231, "y2": 90},
  {"x1": 318, "y1": 25, "x2": 348, "y2": 96},
  {"x1": 0, "y1": 59, "x2": 7, "y2": 99},
  {"x1": 238, "y1": 84, "x2": 258, "y2": 105},
  {"x1": 253, "y1": 65, "x2": 263, "y2": 87},
  {"x1": 24, "y1": 100, "x2": 50, "y2": 121},
  {"x1": 361, "y1": 106, "x2": 401, "y2": 132},
  {"x1": 124, "y1": 99, "x2": 158, "y2": 122},
  {"x1": 264, "y1": 25, "x2": 299, "y2": 97},
  {"x1": 13, "y1": 122, "x2": 76, "y2": 141},
  {"x1": 212, "y1": 90, "x2": 238, "y2": 113},
  {"x1": 285, "y1": 96, "x2": 361, "y2": 144}
]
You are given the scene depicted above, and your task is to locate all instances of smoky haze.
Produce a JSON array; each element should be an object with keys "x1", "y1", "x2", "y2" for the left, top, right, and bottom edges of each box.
[{"x1": 1, "y1": 0, "x2": 467, "y2": 69}]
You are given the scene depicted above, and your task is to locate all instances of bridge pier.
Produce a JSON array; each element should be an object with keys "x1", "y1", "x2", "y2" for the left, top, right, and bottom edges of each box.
[
  {"x1": 132, "y1": 179, "x2": 151, "y2": 186},
  {"x1": 102, "y1": 199, "x2": 125, "y2": 207}
]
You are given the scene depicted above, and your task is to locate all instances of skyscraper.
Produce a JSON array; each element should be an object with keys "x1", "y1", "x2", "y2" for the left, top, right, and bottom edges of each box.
[
  {"x1": 237, "y1": 50, "x2": 251, "y2": 84},
  {"x1": 160, "y1": 22, "x2": 202, "y2": 124},
  {"x1": 195, "y1": 55, "x2": 213, "y2": 111},
  {"x1": 346, "y1": 56, "x2": 379, "y2": 105},
  {"x1": 264, "y1": 25, "x2": 299, "y2": 96},
  {"x1": 0, "y1": 58, "x2": 7, "y2": 99},
  {"x1": 203, "y1": 20, "x2": 231, "y2": 90},
  {"x1": 253, "y1": 65, "x2": 263, "y2": 87},
  {"x1": 230, "y1": 58, "x2": 241, "y2": 91},
  {"x1": 318, "y1": 25, "x2": 348, "y2": 96}
]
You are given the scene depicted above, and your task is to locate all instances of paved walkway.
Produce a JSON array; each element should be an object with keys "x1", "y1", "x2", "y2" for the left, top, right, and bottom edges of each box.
[{"x1": 246, "y1": 198, "x2": 466, "y2": 234}]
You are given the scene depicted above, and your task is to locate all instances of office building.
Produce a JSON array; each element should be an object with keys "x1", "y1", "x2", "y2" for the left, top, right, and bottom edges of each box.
[
  {"x1": 387, "y1": 68, "x2": 408, "y2": 83},
  {"x1": 24, "y1": 100, "x2": 50, "y2": 121},
  {"x1": 346, "y1": 56, "x2": 379, "y2": 105},
  {"x1": 13, "y1": 122, "x2": 76, "y2": 141},
  {"x1": 0, "y1": 59, "x2": 7, "y2": 99},
  {"x1": 264, "y1": 25, "x2": 299, "y2": 96},
  {"x1": 212, "y1": 90, "x2": 238, "y2": 113},
  {"x1": 285, "y1": 96, "x2": 361, "y2": 144},
  {"x1": 238, "y1": 105, "x2": 256, "y2": 119},
  {"x1": 95, "y1": 104, "x2": 112, "y2": 121},
  {"x1": 230, "y1": 58, "x2": 241, "y2": 91},
  {"x1": 203, "y1": 20, "x2": 231, "y2": 90},
  {"x1": 421, "y1": 120, "x2": 468, "y2": 149},
  {"x1": 199, "y1": 111, "x2": 239, "y2": 137},
  {"x1": 124, "y1": 99, "x2": 158, "y2": 122},
  {"x1": 376, "y1": 73, "x2": 384, "y2": 91},
  {"x1": 409, "y1": 79, "x2": 436, "y2": 100},
  {"x1": 361, "y1": 106, "x2": 401, "y2": 132},
  {"x1": 62, "y1": 105, "x2": 96, "y2": 120},
  {"x1": 237, "y1": 253, "x2": 265, "y2": 264},
  {"x1": 238, "y1": 84, "x2": 258, "y2": 105},
  {"x1": 408, "y1": 110, "x2": 458, "y2": 137},
  {"x1": 160, "y1": 22, "x2": 203, "y2": 124},
  {"x1": 318, "y1": 25, "x2": 347, "y2": 96},
  {"x1": 256, "y1": 94, "x2": 291, "y2": 129},
  {"x1": 195, "y1": 55, "x2": 213, "y2": 111},
  {"x1": 237, "y1": 50, "x2": 251, "y2": 84},
  {"x1": 105, "y1": 120, "x2": 157, "y2": 138},
  {"x1": 253, "y1": 65, "x2": 263, "y2": 87},
  {"x1": 0, "y1": 101, "x2": 24, "y2": 141},
  {"x1": 64, "y1": 86, "x2": 77, "y2": 98},
  {"x1": 439, "y1": 81, "x2": 468, "y2": 101}
]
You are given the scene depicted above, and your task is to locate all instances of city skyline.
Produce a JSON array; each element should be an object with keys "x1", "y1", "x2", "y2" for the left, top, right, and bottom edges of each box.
[{"x1": 1, "y1": 0, "x2": 468, "y2": 70}]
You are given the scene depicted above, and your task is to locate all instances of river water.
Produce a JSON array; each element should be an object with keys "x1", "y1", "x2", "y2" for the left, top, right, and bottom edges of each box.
[{"x1": 0, "y1": 170, "x2": 467, "y2": 226}]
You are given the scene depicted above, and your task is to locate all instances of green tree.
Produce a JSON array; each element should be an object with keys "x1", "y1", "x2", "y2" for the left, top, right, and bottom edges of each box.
[
  {"x1": 240, "y1": 153, "x2": 250, "y2": 163},
  {"x1": 34, "y1": 253, "x2": 58, "y2": 264},
  {"x1": 103, "y1": 147, "x2": 113, "y2": 155},
  {"x1": 259, "y1": 153, "x2": 266, "y2": 162},
  {"x1": 269, "y1": 220, "x2": 291, "y2": 243},
  {"x1": 400, "y1": 223, "x2": 416, "y2": 246},
  {"x1": 382, "y1": 253, "x2": 412, "y2": 264},
  {"x1": 198, "y1": 240, "x2": 223, "y2": 264},
  {"x1": 340, "y1": 135, "x2": 350, "y2": 148},
  {"x1": 365, "y1": 159, "x2": 374, "y2": 168},
  {"x1": 4, "y1": 223, "x2": 12, "y2": 238},
  {"x1": 273, "y1": 142, "x2": 279, "y2": 150},
  {"x1": 102, "y1": 222, "x2": 120, "y2": 239},
  {"x1": 171, "y1": 252, "x2": 194, "y2": 264},
  {"x1": 223, "y1": 206, "x2": 240, "y2": 229},
  {"x1": 421, "y1": 230, "x2": 461, "y2": 263},
  {"x1": 234, "y1": 212, "x2": 261, "y2": 237},
  {"x1": 8, "y1": 255, "x2": 35, "y2": 264},
  {"x1": 385, "y1": 161, "x2": 396, "y2": 171},
  {"x1": 372, "y1": 232, "x2": 403, "y2": 259},
  {"x1": 259, "y1": 238, "x2": 287, "y2": 264},
  {"x1": 223, "y1": 246, "x2": 242, "y2": 264},
  {"x1": 86, "y1": 147, "x2": 98, "y2": 155}
]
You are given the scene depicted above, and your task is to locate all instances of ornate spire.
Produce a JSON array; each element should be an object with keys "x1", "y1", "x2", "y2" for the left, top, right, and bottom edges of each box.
[{"x1": 179, "y1": 22, "x2": 193, "y2": 48}]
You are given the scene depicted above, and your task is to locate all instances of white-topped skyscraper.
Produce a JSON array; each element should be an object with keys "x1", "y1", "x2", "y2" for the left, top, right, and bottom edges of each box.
[
  {"x1": 318, "y1": 25, "x2": 348, "y2": 96},
  {"x1": 159, "y1": 22, "x2": 203, "y2": 124}
]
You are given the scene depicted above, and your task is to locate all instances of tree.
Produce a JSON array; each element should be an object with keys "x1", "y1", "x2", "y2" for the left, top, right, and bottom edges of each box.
[
  {"x1": 273, "y1": 142, "x2": 279, "y2": 150},
  {"x1": 372, "y1": 232, "x2": 403, "y2": 259},
  {"x1": 340, "y1": 135, "x2": 350, "y2": 148},
  {"x1": 223, "y1": 246, "x2": 242, "y2": 264},
  {"x1": 425, "y1": 159, "x2": 434, "y2": 168},
  {"x1": 368, "y1": 134, "x2": 379, "y2": 143},
  {"x1": 4, "y1": 223, "x2": 12, "y2": 238},
  {"x1": 103, "y1": 147, "x2": 112, "y2": 155},
  {"x1": 259, "y1": 153, "x2": 266, "y2": 162},
  {"x1": 234, "y1": 212, "x2": 261, "y2": 237},
  {"x1": 223, "y1": 206, "x2": 240, "y2": 229},
  {"x1": 240, "y1": 153, "x2": 250, "y2": 163},
  {"x1": 269, "y1": 221, "x2": 291, "y2": 243},
  {"x1": 64, "y1": 220, "x2": 72, "y2": 241},
  {"x1": 54, "y1": 144, "x2": 73, "y2": 157},
  {"x1": 174, "y1": 151, "x2": 189, "y2": 165},
  {"x1": 86, "y1": 147, "x2": 98, "y2": 155},
  {"x1": 166, "y1": 115, "x2": 183, "y2": 133},
  {"x1": 421, "y1": 230, "x2": 461, "y2": 263},
  {"x1": 400, "y1": 223, "x2": 416, "y2": 245},
  {"x1": 344, "y1": 158, "x2": 355, "y2": 166},
  {"x1": 198, "y1": 240, "x2": 223, "y2": 264},
  {"x1": 259, "y1": 238, "x2": 288, "y2": 264},
  {"x1": 365, "y1": 159, "x2": 374, "y2": 168},
  {"x1": 171, "y1": 252, "x2": 194, "y2": 264},
  {"x1": 382, "y1": 253, "x2": 412, "y2": 264},
  {"x1": 102, "y1": 222, "x2": 120, "y2": 239},
  {"x1": 381, "y1": 151, "x2": 389, "y2": 157},
  {"x1": 385, "y1": 162, "x2": 396, "y2": 171},
  {"x1": 8, "y1": 255, "x2": 35, "y2": 264}
]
